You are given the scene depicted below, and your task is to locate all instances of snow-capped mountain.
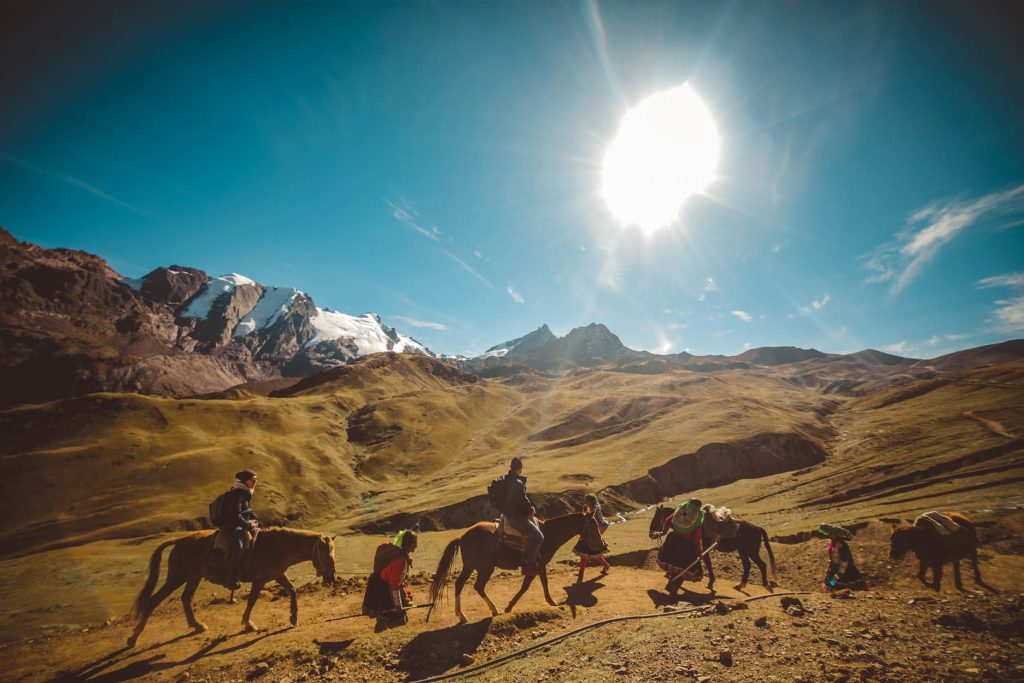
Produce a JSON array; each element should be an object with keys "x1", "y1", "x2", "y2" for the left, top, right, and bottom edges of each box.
[{"x1": 0, "y1": 228, "x2": 433, "y2": 404}]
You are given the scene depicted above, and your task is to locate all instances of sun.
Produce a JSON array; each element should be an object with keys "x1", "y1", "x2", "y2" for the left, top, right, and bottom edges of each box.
[{"x1": 601, "y1": 84, "x2": 721, "y2": 234}]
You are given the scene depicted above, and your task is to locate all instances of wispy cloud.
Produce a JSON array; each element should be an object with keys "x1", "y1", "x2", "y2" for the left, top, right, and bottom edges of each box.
[
  {"x1": 976, "y1": 270, "x2": 1024, "y2": 334},
  {"x1": 390, "y1": 316, "x2": 447, "y2": 331},
  {"x1": 0, "y1": 149, "x2": 152, "y2": 217},
  {"x1": 444, "y1": 250, "x2": 493, "y2": 288},
  {"x1": 977, "y1": 272, "x2": 1024, "y2": 289},
  {"x1": 865, "y1": 184, "x2": 1024, "y2": 295},
  {"x1": 387, "y1": 198, "x2": 440, "y2": 242},
  {"x1": 506, "y1": 284, "x2": 524, "y2": 304},
  {"x1": 882, "y1": 340, "x2": 908, "y2": 354},
  {"x1": 799, "y1": 292, "x2": 829, "y2": 315},
  {"x1": 731, "y1": 310, "x2": 752, "y2": 322},
  {"x1": 703, "y1": 277, "x2": 718, "y2": 292}
]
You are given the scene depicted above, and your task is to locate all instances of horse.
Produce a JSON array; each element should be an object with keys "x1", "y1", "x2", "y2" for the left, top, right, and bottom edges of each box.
[
  {"x1": 426, "y1": 513, "x2": 588, "y2": 624},
  {"x1": 889, "y1": 512, "x2": 982, "y2": 591},
  {"x1": 127, "y1": 527, "x2": 337, "y2": 647},
  {"x1": 649, "y1": 504, "x2": 778, "y2": 592}
]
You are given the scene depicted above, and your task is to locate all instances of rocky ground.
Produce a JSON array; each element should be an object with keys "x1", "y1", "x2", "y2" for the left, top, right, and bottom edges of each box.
[{"x1": 4, "y1": 518, "x2": 1023, "y2": 682}]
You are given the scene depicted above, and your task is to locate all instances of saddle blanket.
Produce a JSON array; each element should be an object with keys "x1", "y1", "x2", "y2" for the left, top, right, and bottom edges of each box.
[
  {"x1": 915, "y1": 512, "x2": 962, "y2": 536},
  {"x1": 212, "y1": 529, "x2": 255, "y2": 553}
]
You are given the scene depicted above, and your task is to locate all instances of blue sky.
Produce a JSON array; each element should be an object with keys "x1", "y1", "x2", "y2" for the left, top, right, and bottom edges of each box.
[{"x1": 1, "y1": 1, "x2": 1022, "y2": 358}]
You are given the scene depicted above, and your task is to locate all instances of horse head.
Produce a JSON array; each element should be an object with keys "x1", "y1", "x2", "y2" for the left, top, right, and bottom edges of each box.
[
  {"x1": 313, "y1": 534, "x2": 337, "y2": 584},
  {"x1": 648, "y1": 504, "x2": 670, "y2": 539},
  {"x1": 889, "y1": 525, "x2": 917, "y2": 561}
]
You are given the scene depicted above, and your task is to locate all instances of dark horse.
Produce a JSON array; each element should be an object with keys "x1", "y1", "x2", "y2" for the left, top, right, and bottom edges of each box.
[
  {"x1": 427, "y1": 513, "x2": 587, "y2": 624},
  {"x1": 649, "y1": 504, "x2": 778, "y2": 592},
  {"x1": 128, "y1": 528, "x2": 337, "y2": 647},
  {"x1": 890, "y1": 512, "x2": 983, "y2": 591}
]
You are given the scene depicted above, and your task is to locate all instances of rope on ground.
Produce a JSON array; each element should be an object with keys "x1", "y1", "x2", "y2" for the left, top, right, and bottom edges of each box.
[{"x1": 409, "y1": 591, "x2": 812, "y2": 683}]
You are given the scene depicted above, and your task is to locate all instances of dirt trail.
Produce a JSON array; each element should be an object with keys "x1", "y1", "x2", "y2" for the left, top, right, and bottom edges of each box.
[
  {"x1": 4, "y1": 518, "x2": 1024, "y2": 682},
  {"x1": 964, "y1": 410, "x2": 1016, "y2": 439}
]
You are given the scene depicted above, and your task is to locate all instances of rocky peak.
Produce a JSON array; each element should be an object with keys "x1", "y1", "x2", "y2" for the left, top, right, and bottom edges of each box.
[
  {"x1": 138, "y1": 266, "x2": 208, "y2": 308},
  {"x1": 486, "y1": 323, "x2": 557, "y2": 357},
  {"x1": 560, "y1": 323, "x2": 629, "y2": 358}
]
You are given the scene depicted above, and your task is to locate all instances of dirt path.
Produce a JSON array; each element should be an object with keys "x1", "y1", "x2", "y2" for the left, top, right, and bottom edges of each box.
[
  {"x1": 5, "y1": 519, "x2": 1024, "y2": 682},
  {"x1": 963, "y1": 411, "x2": 1016, "y2": 439}
]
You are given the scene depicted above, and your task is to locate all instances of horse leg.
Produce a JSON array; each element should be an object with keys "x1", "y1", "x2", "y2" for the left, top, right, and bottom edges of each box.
[
  {"x1": 932, "y1": 563, "x2": 943, "y2": 592},
  {"x1": 735, "y1": 554, "x2": 752, "y2": 591},
  {"x1": 751, "y1": 550, "x2": 771, "y2": 592},
  {"x1": 454, "y1": 567, "x2": 473, "y2": 624},
  {"x1": 276, "y1": 575, "x2": 299, "y2": 626},
  {"x1": 127, "y1": 576, "x2": 187, "y2": 648},
  {"x1": 473, "y1": 566, "x2": 499, "y2": 617},
  {"x1": 917, "y1": 560, "x2": 929, "y2": 587},
  {"x1": 181, "y1": 577, "x2": 206, "y2": 634},
  {"x1": 970, "y1": 546, "x2": 983, "y2": 584},
  {"x1": 538, "y1": 566, "x2": 557, "y2": 606},
  {"x1": 242, "y1": 580, "x2": 267, "y2": 632},
  {"x1": 953, "y1": 558, "x2": 964, "y2": 590},
  {"x1": 704, "y1": 552, "x2": 715, "y2": 591},
  {"x1": 504, "y1": 573, "x2": 536, "y2": 613}
]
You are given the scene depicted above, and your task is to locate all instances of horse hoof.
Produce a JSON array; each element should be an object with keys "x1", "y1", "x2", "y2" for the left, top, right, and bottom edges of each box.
[
  {"x1": 193, "y1": 623, "x2": 208, "y2": 634},
  {"x1": 290, "y1": 616, "x2": 298, "y2": 627},
  {"x1": 245, "y1": 622, "x2": 259, "y2": 633},
  {"x1": 127, "y1": 636, "x2": 138, "y2": 648}
]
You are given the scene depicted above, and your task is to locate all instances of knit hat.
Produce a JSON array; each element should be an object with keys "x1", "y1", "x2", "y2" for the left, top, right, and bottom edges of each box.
[{"x1": 235, "y1": 469, "x2": 257, "y2": 482}]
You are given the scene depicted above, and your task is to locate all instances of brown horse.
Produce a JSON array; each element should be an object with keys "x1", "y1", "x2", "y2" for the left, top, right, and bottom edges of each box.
[
  {"x1": 649, "y1": 504, "x2": 778, "y2": 592},
  {"x1": 890, "y1": 512, "x2": 982, "y2": 591},
  {"x1": 128, "y1": 527, "x2": 337, "y2": 647},
  {"x1": 426, "y1": 513, "x2": 587, "y2": 624}
]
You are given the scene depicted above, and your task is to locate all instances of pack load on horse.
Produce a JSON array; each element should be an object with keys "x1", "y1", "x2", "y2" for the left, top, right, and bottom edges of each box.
[
  {"x1": 814, "y1": 523, "x2": 866, "y2": 592},
  {"x1": 572, "y1": 493, "x2": 610, "y2": 582},
  {"x1": 652, "y1": 498, "x2": 706, "y2": 594},
  {"x1": 362, "y1": 530, "x2": 418, "y2": 628},
  {"x1": 890, "y1": 511, "x2": 983, "y2": 591},
  {"x1": 650, "y1": 501, "x2": 778, "y2": 592},
  {"x1": 208, "y1": 469, "x2": 261, "y2": 590},
  {"x1": 127, "y1": 527, "x2": 337, "y2": 647}
]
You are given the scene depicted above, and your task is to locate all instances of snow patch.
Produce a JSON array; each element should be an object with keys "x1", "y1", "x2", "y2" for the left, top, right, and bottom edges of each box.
[
  {"x1": 308, "y1": 309, "x2": 430, "y2": 357},
  {"x1": 233, "y1": 287, "x2": 300, "y2": 337},
  {"x1": 181, "y1": 273, "x2": 258, "y2": 320}
]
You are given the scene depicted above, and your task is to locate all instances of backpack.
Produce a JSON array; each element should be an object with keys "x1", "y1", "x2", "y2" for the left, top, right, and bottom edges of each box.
[
  {"x1": 208, "y1": 492, "x2": 228, "y2": 527},
  {"x1": 487, "y1": 475, "x2": 510, "y2": 514}
]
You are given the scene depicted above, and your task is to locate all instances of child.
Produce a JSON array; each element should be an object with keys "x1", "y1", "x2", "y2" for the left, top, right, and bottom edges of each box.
[{"x1": 573, "y1": 494, "x2": 610, "y2": 581}]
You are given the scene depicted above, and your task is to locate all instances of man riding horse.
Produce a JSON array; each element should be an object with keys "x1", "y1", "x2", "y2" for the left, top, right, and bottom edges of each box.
[
  {"x1": 502, "y1": 457, "x2": 545, "y2": 575},
  {"x1": 215, "y1": 469, "x2": 261, "y2": 590}
]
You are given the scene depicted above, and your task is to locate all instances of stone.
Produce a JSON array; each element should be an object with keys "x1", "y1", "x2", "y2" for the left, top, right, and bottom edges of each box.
[
  {"x1": 252, "y1": 662, "x2": 270, "y2": 678},
  {"x1": 461, "y1": 654, "x2": 475, "y2": 667},
  {"x1": 720, "y1": 649, "x2": 734, "y2": 666},
  {"x1": 755, "y1": 616, "x2": 769, "y2": 628}
]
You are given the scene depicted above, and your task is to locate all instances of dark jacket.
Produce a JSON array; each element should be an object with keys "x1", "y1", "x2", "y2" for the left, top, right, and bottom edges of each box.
[
  {"x1": 503, "y1": 473, "x2": 533, "y2": 516},
  {"x1": 219, "y1": 487, "x2": 258, "y2": 530}
]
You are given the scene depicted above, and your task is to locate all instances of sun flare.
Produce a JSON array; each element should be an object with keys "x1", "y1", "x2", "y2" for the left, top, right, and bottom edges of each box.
[{"x1": 601, "y1": 84, "x2": 721, "y2": 234}]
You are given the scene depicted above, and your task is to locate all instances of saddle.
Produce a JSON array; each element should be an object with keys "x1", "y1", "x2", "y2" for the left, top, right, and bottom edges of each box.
[
  {"x1": 211, "y1": 529, "x2": 255, "y2": 553},
  {"x1": 206, "y1": 530, "x2": 256, "y2": 586},
  {"x1": 496, "y1": 515, "x2": 529, "y2": 552}
]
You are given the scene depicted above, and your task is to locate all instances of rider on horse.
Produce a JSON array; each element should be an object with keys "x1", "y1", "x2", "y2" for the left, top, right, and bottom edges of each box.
[
  {"x1": 218, "y1": 469, "x2": 260, "y2": 589},
  {"x1": 503, "y1": 457, "x2": 544, "y2": 575}
]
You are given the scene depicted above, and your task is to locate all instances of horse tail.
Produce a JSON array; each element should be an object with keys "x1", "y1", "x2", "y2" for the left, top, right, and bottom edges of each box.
[
  {"x1": 426, "y1": 537, "x2": 461, "y2": 623},
  {"x1": 132, "y1": 538, "x2": 177, "y2": 618},
  {"x1": 760, "y1": 527, "x2": 778, "y2": 584}
]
